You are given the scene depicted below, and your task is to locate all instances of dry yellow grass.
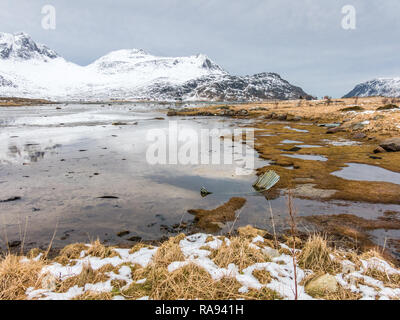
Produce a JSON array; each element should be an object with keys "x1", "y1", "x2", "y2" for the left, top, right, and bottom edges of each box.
[
  {"x1": 56, "y1": 262, "x2": 110, "y2": 293},
  {"x1": 129, "y1": 243, "x2": 154, "y2": 254},
  {"x1": 298, "y1": 234, "x2": 341, "y2": 274},
  {"x1": 364, "y1": 268, "x2": 400, "y2": 289},
  {"x1": 72, "y1": 291, "x2": 113, "y2": 300},
  {"x1": 86, "y1": 239, "x2": 119, "y2": 259},
  {"x1": 55, "y1": 243, "x2": 88, "y2": 265},
  {"x1": 124, "y1": 263, "x2": 280, "y2": 300},
  {"x1": 1, "y1": 226, "x2": 398, "y2": 300},
  {"x1": 151, "y1": 234, "x2": 186, "y2": 267},
  {"x1": 252, "y1": 269, "x2": 272, "y2": 284},
  {"x1": 210, "y1": 236, "x2": 271, "y2": 272},
  {"x1": 0, "y1": 254, "x2": 45, "y2": 300}
]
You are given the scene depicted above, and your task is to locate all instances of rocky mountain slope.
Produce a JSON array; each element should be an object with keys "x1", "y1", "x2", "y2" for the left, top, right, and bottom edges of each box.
[
  {"x1": 0, "y1": 32, "x2": 309, "y2": 102},
  {"x1": 344, "y1": 78, "x2": 400, "y2": 98}
]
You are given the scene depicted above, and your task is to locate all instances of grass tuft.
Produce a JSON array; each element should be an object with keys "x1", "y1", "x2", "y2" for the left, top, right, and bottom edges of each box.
[
  {"x1": 210, "y1": 237, "x2": 270, "y2": 272},
  {"x1": 0, "y1": 254, "x2": 45, "y2": 300},
  {"x1": 298, "y1": 234, "x2": 340, "y2": 274}
]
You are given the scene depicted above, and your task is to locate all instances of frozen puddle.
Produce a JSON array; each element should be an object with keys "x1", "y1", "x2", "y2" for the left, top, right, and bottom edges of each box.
[
  {"x1": 281, "y1": 139, "x2": 303, "y2": 144},
  {"x1": 296, "y1": 145, "x2": 322, "y2": 148},
  {"x1": 322, "y1": 139, "x2": 360, "y2": 146},
  {"x1": 284, "y1": 126, "x2": 309, "y2": 133},
  {"x1": 332, "y1": 163, "x2": 400, "y2": 185},
  {"x1": 283, "y1": 154, "x2": 328, "y2": 161}
]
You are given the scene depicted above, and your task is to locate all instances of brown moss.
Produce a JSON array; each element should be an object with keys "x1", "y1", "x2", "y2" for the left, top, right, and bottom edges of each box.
[
  {"x1": 340, "y1": 106, "x2": 364, "y2": 112},
  {"x1": 188, "y1": 197, "x2": 247, "y2": 232}
]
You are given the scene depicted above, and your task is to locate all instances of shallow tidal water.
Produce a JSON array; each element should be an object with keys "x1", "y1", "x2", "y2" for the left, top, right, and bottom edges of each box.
[{"x1": 1, "y1": 103, "x2": 400, "y2": 254}]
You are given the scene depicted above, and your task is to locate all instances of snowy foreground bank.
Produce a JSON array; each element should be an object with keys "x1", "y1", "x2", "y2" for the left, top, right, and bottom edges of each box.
[{"x1": 17, "y1": 230, "x2": 400, "y2": 300}]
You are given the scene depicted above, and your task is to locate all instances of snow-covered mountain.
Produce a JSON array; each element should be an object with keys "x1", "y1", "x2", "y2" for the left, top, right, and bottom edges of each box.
[
  {"x1": 344, "y1": 78, "x2": 400, "y2": 98},
  {"x1": 0, "y1": 32, "x2": 310, "y2": 101}
]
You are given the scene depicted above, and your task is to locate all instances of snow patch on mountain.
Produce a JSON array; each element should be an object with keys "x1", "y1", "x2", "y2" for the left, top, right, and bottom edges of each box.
[
  {"x1": 344, "y1": 78, "x2": 400, "y2": 98},
  {"x1": 0, "y1": 32, "x2": 309, "y2": 101}
]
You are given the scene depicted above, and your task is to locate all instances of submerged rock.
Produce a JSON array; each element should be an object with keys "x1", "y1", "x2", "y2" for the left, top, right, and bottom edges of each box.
[
  {"x1": 0, "y1": 196, "x2": 21, "y2": 203},
  {"x1": 117, "y1": 230, "x2": 130, "y2": 237}
]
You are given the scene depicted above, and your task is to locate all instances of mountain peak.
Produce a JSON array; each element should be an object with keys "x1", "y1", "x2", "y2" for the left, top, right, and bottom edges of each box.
[
  {"x1": 0, "y1": 32, "x2": 58, "y2": 61},
  {"x1": 343, "y1": 78, "x2": 400, "y2": 98},
  {"x1": 0, "y1": 31, "x2": 310, "y2": 101}
]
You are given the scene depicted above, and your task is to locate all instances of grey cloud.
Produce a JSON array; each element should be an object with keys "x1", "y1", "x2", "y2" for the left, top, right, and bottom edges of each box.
[{"x1": 0, "y1": 0, "x2": 398, "y2": 97}]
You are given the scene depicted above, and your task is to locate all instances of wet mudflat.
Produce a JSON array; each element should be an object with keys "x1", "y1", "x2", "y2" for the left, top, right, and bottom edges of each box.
[{"x1": 1, "y1": 103, "x2": 400, "y2": 261}]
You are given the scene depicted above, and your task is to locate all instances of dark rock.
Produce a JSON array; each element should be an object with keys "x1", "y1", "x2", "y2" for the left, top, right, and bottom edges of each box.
[
  {"x1": 352, "y1": 122, "x2": 366, "y2": 131},
  {"x1": 373, "y1": 146, "x2": 386, "y2": 154},
  {"x1": 288, "y1": 147, "x2": 302, "y2": 152},
  {"x1": 167, "y1": 110, "x2": 178, "y2": 116},
  {"x1": 380, "y1": 138, "x2": 400, "y2": 152},
  {"x1": 8, "y1": 240, "x2": 21, "y2": 248},
  {"x1": 235, "y1": 109, "x2": 249, "y2": 116},
  {"x1": 326, "y1": 126, "x2": 345, "y2": 134},
  {"x1": 0, "y1": 196, "x2": 21, "y2": 203},
  {"x1": 277, "y1": 114, "x2": 287, "y2": 121},
  {"x1": 127, "y1": 236, "x2": 142, "y2": 242},
  {"x1": 353, "y1": 132, "x2": 366, "y2": 139},
  {"x1": 117, "y1": 230, "x2": 130, "y2": 237},
  {"x1": 97, "y1": 196, "x2": 119, "y2": 199}
]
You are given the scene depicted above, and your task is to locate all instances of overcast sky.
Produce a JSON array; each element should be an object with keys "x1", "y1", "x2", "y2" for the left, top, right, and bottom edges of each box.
[{"x1": 1, "y1": 0, "x2": 399, "y2": 97}]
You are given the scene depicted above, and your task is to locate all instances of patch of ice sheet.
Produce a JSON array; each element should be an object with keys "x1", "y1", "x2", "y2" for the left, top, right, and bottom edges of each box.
[
  {"x1": 296, "y1": 145, "x2": 322, "y2": 148},
  {"x1": 281, "y1": 140, "x2": 303, "y2": 144},
  {"x1": 361, "y1": 111, "x2": 375, "y2": 115},
  {"x1": 10, "y1": 111, "x2": 146, "y2": 127},
  {"x1": 283, "y1": 154, "x2": 328, "y2": 162},
  {"x1": 283, "y1": 126, "x2": 309, "y2": 133},
  {"x1": 322, "y1": 139, "x2": 360, "y2": 146}
]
